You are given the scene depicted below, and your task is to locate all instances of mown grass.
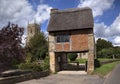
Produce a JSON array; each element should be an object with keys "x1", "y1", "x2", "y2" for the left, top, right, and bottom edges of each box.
[
  {"x1": 75, "y1": 58, "x2": 87, "y2": 64},
  {"x1": 98, "y1": 58, "x2": 115, "y2": 62},
  {"x1": 76, "y1": 58, "x2": 116, "y2": 64},
  {"x1": 94, "y1": 61, "x2": 120, "y2": 77},
  {"x1": 75, "y1": 58, "x2": 112, "y2": 64}
]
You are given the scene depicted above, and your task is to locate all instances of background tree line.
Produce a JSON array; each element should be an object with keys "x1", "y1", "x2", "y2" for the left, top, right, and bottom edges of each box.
[{"x1": 96, "y1": 38, "x2": 120, "y2": 58}]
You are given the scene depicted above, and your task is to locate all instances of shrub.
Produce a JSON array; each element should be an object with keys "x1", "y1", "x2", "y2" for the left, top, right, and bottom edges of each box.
[
  {"x1": 11, "y1": 58, "x2": 20, "y2": 69},
  {"x1": 41, "y1": 56, "x2": 49, "y2": 71},
  {"x1": 19, "y1": 63, "x2": 42, "y2": 72},
  {"x1": 32, "y1": 63, "x2": 42, "y2": 72},
  {"x1": 94, "y1": 59, "x2": 101, "y2": 68},
  {"x1": 19, "y1": 63, "x2": 32, "y2": 71},
  {"x1": 25, "y1": 53, "x2": 32, "y2": 63},
  {"x1": 19, "y1": 56, "x2": 50, "y2": 72},
  {"x1": 68, "y1": 53, "x2": 78, "y2": 61}
]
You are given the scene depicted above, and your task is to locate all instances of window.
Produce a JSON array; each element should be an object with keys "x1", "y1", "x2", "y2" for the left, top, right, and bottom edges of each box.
[{"x1": 56, "y1": 34, "x2": 70, "y2": 43}]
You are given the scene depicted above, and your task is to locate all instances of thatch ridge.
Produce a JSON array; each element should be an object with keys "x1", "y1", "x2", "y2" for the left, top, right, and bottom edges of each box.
[{"x1": 51, "y1": 7, "x2": 91, "y2": 14}]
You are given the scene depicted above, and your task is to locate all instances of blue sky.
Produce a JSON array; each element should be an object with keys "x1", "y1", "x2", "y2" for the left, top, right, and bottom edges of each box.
[{"x1": 0, "y1": 0, "x2": 120, "y2": 46}]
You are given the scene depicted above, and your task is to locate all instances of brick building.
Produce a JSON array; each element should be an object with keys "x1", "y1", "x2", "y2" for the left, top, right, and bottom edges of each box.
[{"x1": 47, "y1": 7, "x2": 95, "y2": 74}]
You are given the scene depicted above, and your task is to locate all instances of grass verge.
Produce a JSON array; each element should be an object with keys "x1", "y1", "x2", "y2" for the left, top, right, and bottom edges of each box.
[
  {"x1": 93, "y1": 61, "x2": 120, "y2": 77},
  {"x1": 98, "y1": 58, "x2": 116, "y2": 62}
]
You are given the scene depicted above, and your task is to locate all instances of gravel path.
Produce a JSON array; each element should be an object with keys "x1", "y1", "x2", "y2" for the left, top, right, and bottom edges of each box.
[{"x1": 17, "y1": 73, "x2": 104, "y2": 84}]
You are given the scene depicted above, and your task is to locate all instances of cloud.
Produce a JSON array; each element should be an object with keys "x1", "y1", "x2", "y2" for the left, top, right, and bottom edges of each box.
[
  {"x1": 94, "y1": 13, "x2": 120, "y2": 46},
  {"x1": 21, "y1": 35, "x2": 27, "y2": 46},
  {"x1": 113, "y1": 36, "x2": 120, "y2": 45},
  {"x1": 34, "y1": 4, "x2": 52, "y2": 24},
  {"x1": 0, "y1": 0, "x2": 52, "y2": 29},
  {"x1": 109, "y1": 13, "x2": 120, "y2": 36},
  {"x1": 95, "y1": 13, "x2": 120, "y2": 37},
  {"x1": 94, "y1": 22, "x2": 108, "y2": 38},
  {"x1": 0, "y1": 0, "x2": 52, "y2": 45},
  {"x1": 78, "y1": 0, "x2": 114, "y2": 17},
  {"x1": 78, "y1": 0, "x2": 120, "y2": 46},
  {"x1": 0, "y1": 0, "x2": 34, "y2": 28}
]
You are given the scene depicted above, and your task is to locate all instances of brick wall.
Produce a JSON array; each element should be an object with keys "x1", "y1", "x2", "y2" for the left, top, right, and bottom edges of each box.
[
  {"x1": 71, "y1": 30, "x2": 88, "y2": 51},
  {"x1": 55, "y1": 43, "x2": 70, "y2": 51},
  {"x1": 55, "y1": 29, "x2": 90, "y2": 52}
]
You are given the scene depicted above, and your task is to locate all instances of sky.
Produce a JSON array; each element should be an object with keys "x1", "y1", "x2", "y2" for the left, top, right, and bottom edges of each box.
[{"x1": 0, "y1": 0, "x2": 120, "y2": 46}]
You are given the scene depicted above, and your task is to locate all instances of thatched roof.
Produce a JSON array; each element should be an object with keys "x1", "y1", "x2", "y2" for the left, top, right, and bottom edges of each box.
[{"x1": 47, "y1": 7, "x2": 94, "y2": 32}]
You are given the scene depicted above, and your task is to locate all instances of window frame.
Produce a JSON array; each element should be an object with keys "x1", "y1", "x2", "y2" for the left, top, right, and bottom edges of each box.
[{"x1": 56, "y1": 34, "x2": 70, "y2": 43}]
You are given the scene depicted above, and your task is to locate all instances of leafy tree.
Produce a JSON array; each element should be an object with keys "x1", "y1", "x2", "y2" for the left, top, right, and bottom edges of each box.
[
  {"x1": 96, "y1": 38, "x2": 113, "y2": 58},
  {"x1": 96, "y1": 38, "x2": 120, "y2": 58},
  {"x1": 19, "y1": 31, "x2": 49, "y2": 72},
  {"x1": 96, "y1": 38, "x2": 113, "y2": 52},
  {"x1": 113, "y1": 47, "x2": 120, "y2": 58},
  {"x1": 0, "y1": 22, "x2": 25, "y2": 71},
  {"x1": 26, "y1": 32, "x2": 48, "y2": 61},
  {"x1": 97, "y1": 48, "x2": 114, "y2": 58}
]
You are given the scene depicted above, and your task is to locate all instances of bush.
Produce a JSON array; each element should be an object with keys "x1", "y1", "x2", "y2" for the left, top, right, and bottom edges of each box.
[
  {"x1": 19, "y1": 63, "x2": 31, "y2": 70},
  {"x1": 25, "y1": 53, "x2": 32, "y2": 63},
  {"x1": 68, "y1": 53, "x2": 78, "y2": 61},
  {"x1": 19, "y1": 57, "x2": 49, "y2": 72},
  {"x1": 32, "y1": 64, "x2": 42, "y2": 72},
  {"x1": 19, "y1": 63, "x2": 42, "y2": 72},
  {"x1": 41, "y1": 56, "x2": 49, "y2": 71},
  {"x1": 94, "y1": 59, "x2": 101, "y2": 68},
  {"x1": 11, "y1": 58, "x2": 20, "y2": 69}
]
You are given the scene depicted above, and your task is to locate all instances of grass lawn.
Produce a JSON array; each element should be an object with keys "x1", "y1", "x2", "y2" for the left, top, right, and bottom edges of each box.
[
  {"x1": 98, "y1": 58, "x2": 115, "y2": 62},
  {"x1": 75, "y1": 58, "x2": 87, "y2": 64},
  {"x1": 76, "y1": 58, "x2": 118, "y2": 64},
  {"x1": 94, "y1": 61, "x2": 120, "y2": 77}
]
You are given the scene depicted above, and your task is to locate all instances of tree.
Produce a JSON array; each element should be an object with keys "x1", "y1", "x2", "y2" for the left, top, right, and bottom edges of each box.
[
  {"x1": 26, "y1": 32, "x2": 48, "y2": 62},
  {"x1": 96, "y1": 38, "x2": 120, "y2": 58},
  {"x1": 113, "y1": 47, "x2": 120, "y2": 58},
  {"x1": 96, "y1": 38, "x2": 113, "y2": 52},
  {"x1": 0, "y1": 22, "x2": 25, "y2": 71},
  {"x1": 96, "y1": 38, "x2": 113, "y2": 58},
  {"x1": 97, "y1": 48, "x2": 114, "y2": 58}
]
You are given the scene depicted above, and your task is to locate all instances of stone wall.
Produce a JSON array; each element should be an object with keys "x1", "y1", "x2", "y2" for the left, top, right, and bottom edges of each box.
[
  {"x1": 48, "y1": 33, "x2": 56, "y2": 73},
  {"x1": 0, "y1": 71, "x2": 49, "y2": 84},
  {"x1": 87, "y1": 29, "x2": 95, "y2": 74}
]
